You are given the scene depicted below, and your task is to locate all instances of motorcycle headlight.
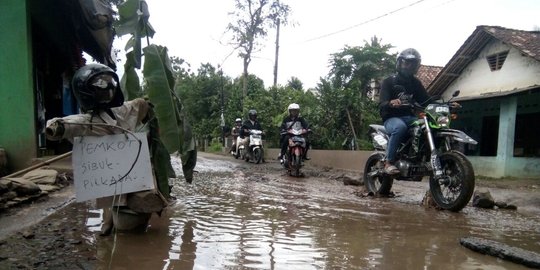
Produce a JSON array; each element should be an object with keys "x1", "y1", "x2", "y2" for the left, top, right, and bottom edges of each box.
[{"x1": 437, "y1": 116, "x2": 450, "y2": 127}]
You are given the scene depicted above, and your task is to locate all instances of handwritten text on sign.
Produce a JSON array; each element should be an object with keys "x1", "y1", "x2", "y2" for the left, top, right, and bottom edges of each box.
[{"x1": 72, "y1": 133, "x2": 154, "y2": 202}]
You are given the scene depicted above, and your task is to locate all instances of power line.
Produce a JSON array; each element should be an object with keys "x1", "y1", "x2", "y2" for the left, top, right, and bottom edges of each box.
[{"x1": 304, "y1": 0, "x2": 429, "y2": 43}]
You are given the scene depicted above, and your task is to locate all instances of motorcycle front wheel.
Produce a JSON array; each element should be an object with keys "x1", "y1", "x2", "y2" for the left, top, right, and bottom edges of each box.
[
  {"x1": 293, "y1": 151, "x2": 302, "y2": 177},
  {"x1": 253, "y1": 148, "x2": 263, "y2": 164},
  {"x1": 429, "y1": 151, "x2": 475, "y2": 212},
  {"x1": 363, "y1": 152, "x2": 393, "y2": 195}
]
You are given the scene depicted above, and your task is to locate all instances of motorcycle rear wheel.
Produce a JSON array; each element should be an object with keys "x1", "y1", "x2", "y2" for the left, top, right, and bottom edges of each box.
[
  {"x1": 429, "y1": 151, "x2": 475, "y2": 212},
  {"x1": 363, "y1": 152, "x2": 393, "y2": 195},
  {"x1": 239, "y1": 148, "x2": 245, "y2": 161}
]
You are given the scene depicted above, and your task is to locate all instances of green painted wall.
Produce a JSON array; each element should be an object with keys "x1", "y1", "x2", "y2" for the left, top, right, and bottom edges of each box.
[{"x1": 0, "y1": 0, "x2": 37, "y2": 172}]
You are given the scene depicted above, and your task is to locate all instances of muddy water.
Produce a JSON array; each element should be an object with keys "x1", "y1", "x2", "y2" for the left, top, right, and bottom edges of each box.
[{"x1": 87, "y1": 155, "x2": 539, "y2": 270}]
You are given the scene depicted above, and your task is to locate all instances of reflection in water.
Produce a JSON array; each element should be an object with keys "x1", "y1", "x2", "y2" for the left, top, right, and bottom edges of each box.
[
  {"x1": 170, "y1": 220, "x2": 197, "y2": 268},
  {"x1": 86, "y1": 156, "x2": 539, "y2": 270}
]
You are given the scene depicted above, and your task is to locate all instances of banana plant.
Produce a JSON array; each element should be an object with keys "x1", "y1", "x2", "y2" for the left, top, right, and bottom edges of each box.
[{"x1": 115, "y1": 0, "x2": 197, "y2": 185}]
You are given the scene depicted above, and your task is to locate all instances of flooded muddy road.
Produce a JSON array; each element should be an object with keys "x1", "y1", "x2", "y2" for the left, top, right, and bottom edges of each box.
[{"x1": 1, "y1": 152, "x2": 539, "y2": 269}]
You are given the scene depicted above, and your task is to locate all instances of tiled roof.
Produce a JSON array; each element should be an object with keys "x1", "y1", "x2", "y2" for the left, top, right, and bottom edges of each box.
[
  {"x1": 417, "y1": 65, "x2": 442, "y2": 88},
  {"x1": 486, "y1": 26, "x2": 540, "y2": 62},
  {"x1": 428, "y1": 25, "x2": 540, "y2": 95}
]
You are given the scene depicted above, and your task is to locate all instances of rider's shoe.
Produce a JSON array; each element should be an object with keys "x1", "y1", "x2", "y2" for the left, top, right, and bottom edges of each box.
[
  {"x1": 384, "y1": 164, "x2": 399, "y2": 175},
  {"x1": 303, "y1": 156, "x2": 310, "y2": 160},
  {"x1": 277, "y1": 154, "x2": 284, "y2": 164}
]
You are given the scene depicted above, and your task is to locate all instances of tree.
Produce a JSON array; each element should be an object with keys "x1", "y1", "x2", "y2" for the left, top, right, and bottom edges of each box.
[
  {"x1": 226, "y1": 0, "x2": 291, "y2": 104},
  {"x1": 329, "y1": 36, "x2": 395, "y2": 98},
  {"x1": 175, "y1": 63, "x2": 233, "y2": 141},
  {"x1": 286, "y1": 76, "x2": 303, "y2": 91},
  {"x1": 322, "y1": 36, "x2": 396, "y2": 149}
]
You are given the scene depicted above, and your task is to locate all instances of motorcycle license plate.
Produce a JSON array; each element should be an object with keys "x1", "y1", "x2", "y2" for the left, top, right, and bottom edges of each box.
[
  {"x1": 373, "y1": 134, "x2": 386, "y2": 145},
  {"x1": 435, "y1": 106, "x2": 449, "y2": 113}
]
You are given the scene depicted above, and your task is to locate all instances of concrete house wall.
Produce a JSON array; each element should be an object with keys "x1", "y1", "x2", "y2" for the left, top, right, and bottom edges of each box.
[
  {"x1": 0, "y1": 0, "x2": 37, "y2": 172},
  {"x1": 443, "y1": 40, "x2": 540, "y2": 100},
  {"x1": 441, "y1": 39, "x2": 540, "y2": 178}
]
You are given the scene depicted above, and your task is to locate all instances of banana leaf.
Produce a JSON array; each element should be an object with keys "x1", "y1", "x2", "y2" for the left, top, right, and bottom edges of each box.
[
  {"x1": 146, "y1": 106, "x2": 174, "y2": 197},
  {"x1": 120, "y1": 51, "x2": 141, "y2": 100},
  {"x1": 143, "y1": 44, "x2": 197, "y2": 183},
  {"x1": 115, "y1": 0, "x2": 154, "y2": 67},
  {"x1": 114, "y1": 0, "x2": 155, "y2": 38}
]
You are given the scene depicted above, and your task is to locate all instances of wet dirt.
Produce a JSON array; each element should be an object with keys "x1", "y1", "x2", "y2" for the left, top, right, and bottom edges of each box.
[{"x1": 0, "y1": 152, "x2": 539, "y2": 269}]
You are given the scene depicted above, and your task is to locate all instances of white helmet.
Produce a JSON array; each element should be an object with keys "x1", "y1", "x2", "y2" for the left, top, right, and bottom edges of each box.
[
  {"x1": 288, "y1": 103, "x2": 300, "y2": 111},
  {"x1": 235, "y1": 118, "x2": 242, "y2": 122}
]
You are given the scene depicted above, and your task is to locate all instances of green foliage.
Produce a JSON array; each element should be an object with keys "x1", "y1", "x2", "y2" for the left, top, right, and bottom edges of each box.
[
  {"x1": 120, "y1": 51, "x2": 141, "y2": 100},
  {"x1": 208, "y1": 140, "x2": 225, "y2": 153},
  {"x1": 287, "y1": 76, "x2": 303, "y2": 91},
  {"x1": 313, "y1": 36, "x2": 395, "y2": 149},
  {"x1": 114, "y1": 0, "x2": 196, "y2": 183},
  {"x1": 165, "y1": 32, "x2": 394, "y2": 152}
]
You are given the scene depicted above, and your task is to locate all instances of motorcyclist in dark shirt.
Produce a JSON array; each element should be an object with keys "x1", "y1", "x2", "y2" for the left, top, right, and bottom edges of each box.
[
  {"x1": 240, "y1": 109, "x2": 263, "y2": 137},
  {"x1": 240, "y1": 109, "x2": 264, "y2": 161},
  {"x1": 379, "y1": 48, "x2": 430, "y2": 174},
  {"x1": 278, "y1": 103, "x2": 310, "y2": 163}
]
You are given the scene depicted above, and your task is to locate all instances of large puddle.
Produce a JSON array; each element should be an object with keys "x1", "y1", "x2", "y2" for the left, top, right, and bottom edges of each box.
[{"x1": 73, "y1": 155, "x2": 540, "y2": 269}]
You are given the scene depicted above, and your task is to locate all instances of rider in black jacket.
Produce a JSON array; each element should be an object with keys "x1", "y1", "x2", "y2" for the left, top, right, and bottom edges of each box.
[
  {"x1": 379, "y1": 48, "x2": 430, "y2": 174},
  {"x1": 240, "y1": 109, "x2": 262, "y2": 138}
]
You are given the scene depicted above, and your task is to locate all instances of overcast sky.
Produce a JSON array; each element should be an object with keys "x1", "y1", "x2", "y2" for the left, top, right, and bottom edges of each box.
[{"x1": 129, "y1": 0, "x2": 539, "y2": 89}]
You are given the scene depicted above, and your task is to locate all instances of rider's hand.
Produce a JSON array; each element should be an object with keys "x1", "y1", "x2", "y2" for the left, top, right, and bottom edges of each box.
[
  {"x1": 389, "y1": 99, "x2": 401, "y2": 107},
  {"x1": 450, "y1": 102, "x2": 462, "y2": 109},
  {"x1": 46, "y1": 120, "x2": 65, "y2": 139}
]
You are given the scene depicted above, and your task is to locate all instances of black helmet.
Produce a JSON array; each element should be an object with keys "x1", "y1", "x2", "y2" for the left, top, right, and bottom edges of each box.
[
  {"x1": 396, "y1": 48, "x2": 421, "y2": 77},
  {"x1": 248, "y1": 109, "x2": 257, "y2": 121},
  {"x1": 71, "y1": 63, "x2": 124, "y2": 112}
]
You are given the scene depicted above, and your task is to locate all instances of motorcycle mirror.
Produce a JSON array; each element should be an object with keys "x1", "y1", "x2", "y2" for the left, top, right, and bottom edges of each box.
[{"x1": 452, "y1": 90, "x2": 460, "y2": 97}]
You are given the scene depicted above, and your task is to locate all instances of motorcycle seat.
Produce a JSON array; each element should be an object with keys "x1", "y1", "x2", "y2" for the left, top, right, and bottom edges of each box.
[{"x1": 369, "y1": 124, "x2": 387, "y2": 134}]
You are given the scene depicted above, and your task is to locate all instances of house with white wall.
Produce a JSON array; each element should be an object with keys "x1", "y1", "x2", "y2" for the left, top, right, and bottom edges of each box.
[{"x1": 428, "y1": 25, "x2": 540, "y2": 178}]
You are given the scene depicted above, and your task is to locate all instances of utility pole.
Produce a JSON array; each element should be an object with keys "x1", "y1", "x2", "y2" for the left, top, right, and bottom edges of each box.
[
  {"x1": 273, "y1": 18, "x2": 280, "y2": 87},
  {"x1": 219, "y1": 67, "x2": 225, "y2": 147}
]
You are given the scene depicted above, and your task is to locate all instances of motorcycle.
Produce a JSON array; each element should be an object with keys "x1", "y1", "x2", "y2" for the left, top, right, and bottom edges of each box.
[
  {"x1": 243, "y1": 129, "x2": 264, "y2": 164},
  {"x1": 233, "y1": 136, "x2": 246, "y2": 160},
  {"x1": 364, "y1": 90, "x2": 477, "y2": 212},
  {"x1": 282, "y1": 128, "x2": 309, "y2": 177}
]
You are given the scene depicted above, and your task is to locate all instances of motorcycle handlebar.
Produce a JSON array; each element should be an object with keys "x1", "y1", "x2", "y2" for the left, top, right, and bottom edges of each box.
[
  {"x1": 396, "y1": 101, "x2": 461, "y2": 111},
  {"x1": 283, "y1": 128, "x2": 310, "y2": 136}
]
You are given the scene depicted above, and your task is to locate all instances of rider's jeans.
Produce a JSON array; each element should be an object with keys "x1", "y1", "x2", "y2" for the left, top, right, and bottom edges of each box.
[{"x1": 384, "y1": 115, "x2": 417, "y2": 163}]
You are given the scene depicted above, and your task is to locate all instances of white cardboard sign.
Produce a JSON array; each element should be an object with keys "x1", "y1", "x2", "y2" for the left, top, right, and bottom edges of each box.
[{"x1": 72, "y1": 133, "x2": 155, "y2": 202}]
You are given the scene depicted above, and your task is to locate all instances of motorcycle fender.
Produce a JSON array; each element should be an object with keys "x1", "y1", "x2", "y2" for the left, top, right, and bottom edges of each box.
[
  {"x1": 293, "y1": 147, "x2": 301, "y2": 156},
  {"x1": 436, "y1": 129, "x2": 477, "y2": 145}
]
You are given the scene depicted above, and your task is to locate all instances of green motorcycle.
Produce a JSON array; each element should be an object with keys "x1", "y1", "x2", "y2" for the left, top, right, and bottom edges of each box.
[{"x1": 364, "y1": 91, "x2": 477, "y2": 212}]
